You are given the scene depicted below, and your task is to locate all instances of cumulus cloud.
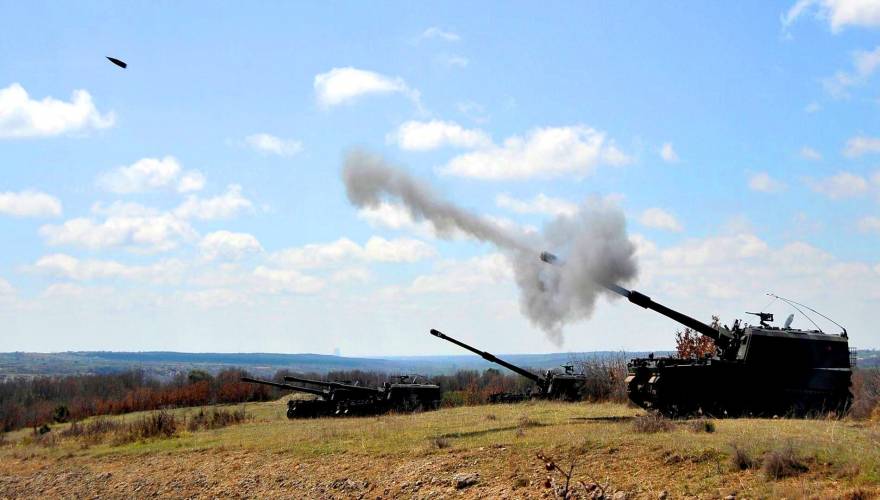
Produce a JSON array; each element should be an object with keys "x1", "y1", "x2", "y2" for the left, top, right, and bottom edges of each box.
[
  {"x1": 822, "y1": 47, "x2": 880, "y2": 98},
  {"x1": 408, "y1": 254, "x2": 512, "y2": 294},
  {"x1": 638, "y1": 208, "x2": 683, "y2": 232},
  {"x1": 355, "y1": 202, "x2": 438, "y2": 238},
  {"x1": 245, "y1": 133, "x2": 303, "y2": 157},
  {"x1": 174, "y1": 185, "x2": 253, "y2": 220},
  {"x1": 252, "y1": 267, "x2": 325, "y2": 294},
  {"x1": 40, "y1": 214, "x2": 196, "y2": 253},
  {"x1": 748, "y1": 172, "x2": 786, "y2": 193},
  {"x1": 389, "y1": 120, "x2": 491, "y2": 151},
  {"x1": 0, "y1": 83, "x2": 114, "y2": 139},
  {"x1": 314, "y1": 67, "x2": 421, "y2": 108},
  {"x1": 800, "y1": 146, "x2": 822, "y2": 161},
  {"x1": 269, "y1": 236, "x2": 435, "y2": 269},
  {"x1": 419, "y1": 27, "x2": 461, "y2": 42},
  {"x1": 495, "y1": 193, "x2": 578, "y2": 217},
  {"x1": 807, "y1": 171, "x2": 870, "y2": 199},
  {"x1": 783, "y1": 0, "x2": 880, "y2": 32},
  {"x1": 0, "y1": 190, "x2": 62, "y2": 217},
  {"x1": 32, "y1": 253, "x2": 184, "y2": 283},
  {"x1": 97, "y1": 156, "x2": 205, "y2": 194},
  {"x1": 199, "y1": 231, "x2": 263, "y2": 260},
  {"x1": 438, "y1": 54, "x2": 469, "y2": 68},
  {"x1": 441, "y1": 125, "x2": 631, "y2": 180},
  {"x1": 659, "y1": 142, "x2": 679, "y2": 163},
  {"x1": 844, "y1": 135, "x2": 880, "y2": 158},
  {"x1": 858, "y1": 216, "x2": 880, "y2": 233},
  {"x1": 0, "y1": 277, "x2": 14, "y2": 297}
]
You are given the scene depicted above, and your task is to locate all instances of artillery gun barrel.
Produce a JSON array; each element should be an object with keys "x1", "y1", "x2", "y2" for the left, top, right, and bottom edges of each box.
[
  {"x1": 429, "y1": 329, "x2": 545, "y2": 385},
  {"x1": 240, "y1": 377, "x2": 328, "y2": 398},
  {"x1": 539, "y1": 252, "x2": 731, "y2": 347},
  {"x1": 282, "y1": 375, "x2": 381, "y2": 394}
]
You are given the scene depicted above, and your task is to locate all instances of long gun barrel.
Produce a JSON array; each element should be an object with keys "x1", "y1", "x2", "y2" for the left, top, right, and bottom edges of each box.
[
  {"x1": 539, "y1": 252, "x2": 733, "y2": 348},
  {"x1": 282, "y1": 375, "x2": 381, "y2": 394},
  {"x1": 240, "y1": 377, "x2": 328, "y2": 398},
  {"x1": 429, "y1": 329, "x2": 545, "y2": 385}
]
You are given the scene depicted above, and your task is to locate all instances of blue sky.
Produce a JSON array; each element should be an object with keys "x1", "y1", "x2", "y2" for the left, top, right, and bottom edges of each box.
[{"x1": 1, "y1": 1, "x2": 880, "y2": 355}]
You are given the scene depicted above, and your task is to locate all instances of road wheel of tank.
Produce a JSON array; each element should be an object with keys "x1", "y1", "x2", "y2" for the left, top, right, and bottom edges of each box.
[{"x1": 286, "y1": 406, "x2": 297, "y2": 419}]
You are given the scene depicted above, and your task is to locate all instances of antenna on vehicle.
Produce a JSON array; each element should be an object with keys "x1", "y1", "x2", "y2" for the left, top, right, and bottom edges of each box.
[{"x1": 766, "y1": 293, "x2": 847, "y2": 336}]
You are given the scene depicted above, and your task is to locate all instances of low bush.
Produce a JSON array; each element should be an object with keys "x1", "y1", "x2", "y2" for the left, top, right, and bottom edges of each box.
[
  {"x1": 113, "y1": 411, "x2": 178, "y2": 445},
  {"x1": 430, "y1": 437, "x2": 451, "y2": 449},
  {"x1": 186, "y1": 407, "x2": 249, "y2": 432},
  {"x1": 632, "y1": 413, "x2": 673, "y2": 433},
  {"x1": 730, "y1": 444, "x2": 758, "y2": 471},
  {"x1": 686, "y1": 419, "x2": 715, "y2": 433},
  {"x1": 762, "y1": 445, "x2": 808, "y2": 480}
]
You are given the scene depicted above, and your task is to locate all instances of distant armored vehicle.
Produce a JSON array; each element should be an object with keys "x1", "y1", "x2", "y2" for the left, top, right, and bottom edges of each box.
[
  {"x1": 539, "y1": 251, "x2": 853, "y2": 417},
  {"x1": 243, "y1": 374, "x2": 441, "y2": 418},
  {"x1": 429, "y1": 329, "x2": 587, "y2": 401}
]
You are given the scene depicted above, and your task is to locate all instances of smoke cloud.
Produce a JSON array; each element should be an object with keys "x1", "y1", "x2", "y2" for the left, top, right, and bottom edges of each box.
[{"x1": 343, "y1": 150, "x2": 638, "y2": 344}]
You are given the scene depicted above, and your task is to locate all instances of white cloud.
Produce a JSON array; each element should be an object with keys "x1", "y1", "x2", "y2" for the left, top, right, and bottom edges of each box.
[
  {"x1": 807, "y1": 171, "x2": 869, "y2": 199},
  {"x1": 441, "y1": 125, "x2": 631, "y2": 180},
  {"x1": 180, "y1": 288, "x2": 250, "y2": 308},
  {"x1": 409, "y1": 254, "x2": 512, "y2": 294},
  {"x1": 200, "y1": 231, "x2": 263, "y2": 260},
  {"x1": 419, "y1": 27, "x2": 461, "y2": 42},
  {"x1": 438, "y1": 54, "x2": 469, "y2": 68},
  {"x1": 0, "y1": 277, "x2": 14, "y2": 296},
  {"x1": 0, "y1": 190, "x2": 62, "y2": 217},
  {"x1": 858, "y1": 216, "x2": 880, "y2": 233},
  {"x1": 638, "y1": 207, "x2": 683, "y2": 232},
  {"x1": 800, "y1": 146, "x2": 822, "y2": 161},
  {"x1": 0, "y1": 83, "x2": 114, "y2": 139},
  {"x1": 269, "y1": 236, "x2": 435, "y2": 269},
  {"x1": 389, "y1": 120, "x2": 491, "y2": 151},
  {"x1": 252, "y1": 266, "x2": 325, "y2": 294},
  {"x1": 356, "y1": 202, "x2": 438, "y2": 238},
  {"x1": 495, "y1": 193, "x2": 577, "y2": 217},
  {"x1": 97, "y1": 156, "x2": 205, "y2": 194},
  {"x1": 783, "y1": 0, "x2": 880, "y2": 32},
  {"x1": 245, "y1": 133, "x2": 303, "y2": 157},
  {"x1": 822, "y1": 47, "x2": 880, "y2": 98},
  {"x1": 314, "y1": 67, "x2": 421, "y2": 108},
  {"x1": 844, "y1": 135, "x2": 880, "y2": 157},
  {"x1": 659, "y1": 142, "x2": 679, "y2": 163},
  {"x1": 33, "y1": 253, "x2": 184, "y2": 283},
  {"x1": 174, "y1": 184, "x2": 253, "y2": 220},
  {"x1": 748, "y1": 172, "x2": 786, "y2": 193},
  {"x1": 40, "y1": 214, "x2": 196, "y2": 253}
]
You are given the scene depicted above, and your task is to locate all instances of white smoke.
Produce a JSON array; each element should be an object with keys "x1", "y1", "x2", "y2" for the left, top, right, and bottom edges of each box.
[{"x1": 343, "y1": 150, "x2": 638, "y2": 344}]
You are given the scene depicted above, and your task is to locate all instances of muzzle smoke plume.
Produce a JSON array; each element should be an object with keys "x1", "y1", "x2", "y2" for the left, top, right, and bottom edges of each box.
[{"x1": 343, "y1": 150, "x2": 638, "y2": 344}]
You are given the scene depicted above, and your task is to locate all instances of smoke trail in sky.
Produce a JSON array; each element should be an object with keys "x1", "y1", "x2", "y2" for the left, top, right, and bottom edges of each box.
[{"x1": 343, "y1": 150, "x2": 638, "y2": 344}]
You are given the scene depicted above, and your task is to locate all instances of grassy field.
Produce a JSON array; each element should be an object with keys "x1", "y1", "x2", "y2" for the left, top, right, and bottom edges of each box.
[{"x1": 1, "y1": 399, "x2": 878, "y2": 498}]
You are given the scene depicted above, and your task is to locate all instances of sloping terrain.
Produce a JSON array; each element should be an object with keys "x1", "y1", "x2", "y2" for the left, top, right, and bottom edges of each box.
[{"x1": 0, "y1": 400, "x2": 877, "y2": 498}]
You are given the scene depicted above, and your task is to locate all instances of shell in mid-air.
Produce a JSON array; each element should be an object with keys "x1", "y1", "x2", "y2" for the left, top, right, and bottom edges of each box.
[{"x1": 106, "y1": 56, "x2": 127, "y2": 69}]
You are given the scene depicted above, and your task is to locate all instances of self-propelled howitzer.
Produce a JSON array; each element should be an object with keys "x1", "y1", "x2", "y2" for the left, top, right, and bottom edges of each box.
[
  {"x1": 429, "y1": 328, "x2": 586, "y2": 401},
  {"x1": 240, "y1": 377, "x2": 335, "y2": 418},
  {"x1": 284, "y1": 375, "x2": 442, "y2": 414},
  {"x1": 538, "y1": 251, "x2": 854, "y2": 417}
]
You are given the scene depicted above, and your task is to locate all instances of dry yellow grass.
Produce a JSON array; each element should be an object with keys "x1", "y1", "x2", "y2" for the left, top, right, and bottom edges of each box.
[{"x1": 1, "y1": 399, "x2": 878, "y2": 498}]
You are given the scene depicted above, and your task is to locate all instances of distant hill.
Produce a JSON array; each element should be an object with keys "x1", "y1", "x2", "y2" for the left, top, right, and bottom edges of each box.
[
  {"x1": 0, "y1": 350, "x2": 658, "y2": 381},
  {"x1": 1, "y1": 349, "x2": 876, "y2": 381}
]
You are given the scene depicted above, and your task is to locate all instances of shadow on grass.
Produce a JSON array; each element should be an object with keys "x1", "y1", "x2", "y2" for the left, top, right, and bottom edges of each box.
[
  {"x1": 569, "y1": 416, "x2": 634, "y2": 423},
  {"x1": 435, "y1": 422, "x2": 550, "y2": 439}
]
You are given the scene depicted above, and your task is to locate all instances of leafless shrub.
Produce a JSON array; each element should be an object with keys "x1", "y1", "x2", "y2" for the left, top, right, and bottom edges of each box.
[
  {"x1": 536, "y1": 450, "x2": 612, "y2": 499},
  {"x1": 841, "y1": 488, "x2": 871, "y2": 500},
  {"x1": 430, "y1": 437, "x2": 451, "y2": 449},
  {"x1": 485, "y1": 413, "x2": 497, "y2": 421},
  {"x1": 850, "y1": 369, "x2": 880, "y2": 420},
  {"x1": 730, "y1": 444, "x2": 757, "y2": 471},
  {"x1": 572, "y1": 355, "x2": 628, "y2": 403},
  {"x1": 762, "y1": 444, "x2": 808, "y2": 480},
  {"x1": 113, "y1": 411, "x2": 178, "y2": 445},
  {"x1": 186, "y1": 407, "x2": 249, "y2": 432},
  {"x1": 518, "y1": 415, "x2": 539, "y2": 429},
  {"x1": 686, "y1": 419, "x2": 715, "y2": 433},
  {"x1": 632, "y1": 413, "x2": 673, "y2": 433}
]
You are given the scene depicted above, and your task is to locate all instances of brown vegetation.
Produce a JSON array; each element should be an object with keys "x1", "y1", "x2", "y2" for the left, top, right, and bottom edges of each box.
[{"x1": 632, "y1": 413, "x2": 674, "y2": 433}]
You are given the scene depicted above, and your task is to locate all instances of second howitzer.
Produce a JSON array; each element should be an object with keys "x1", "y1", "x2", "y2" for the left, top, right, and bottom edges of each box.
[
  {"x1": 429, "y1": 329, "x2": 586, "y2": 401},
  {"x1": 240, "y1": 377, "x2": 336, "y2": 418},
  {"x1": 284, "y1": 375, "x2": 442, "y2": 415},
  {"x1": 539, "y1": 252, "x2": 853, "y2": 417}
]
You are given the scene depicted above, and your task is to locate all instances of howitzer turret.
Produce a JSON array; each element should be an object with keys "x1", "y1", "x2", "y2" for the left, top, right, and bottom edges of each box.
[
  {"x1": 430, "y1": 329, "x2": 586, "y2": 401},
  {"x1": 539, "y1": 251, "x2": 853, "y2": 417}
]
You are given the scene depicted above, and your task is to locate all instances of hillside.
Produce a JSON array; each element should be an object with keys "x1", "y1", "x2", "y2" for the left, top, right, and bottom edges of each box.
[{"x1": 0, "y1": 400, "x2": 877, "y2": 498}]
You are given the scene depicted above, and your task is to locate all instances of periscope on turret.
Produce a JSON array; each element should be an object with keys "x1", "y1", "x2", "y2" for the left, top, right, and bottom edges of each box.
[{"x1": 538, "y1": 251, "x2": 853, "y2": 418}]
